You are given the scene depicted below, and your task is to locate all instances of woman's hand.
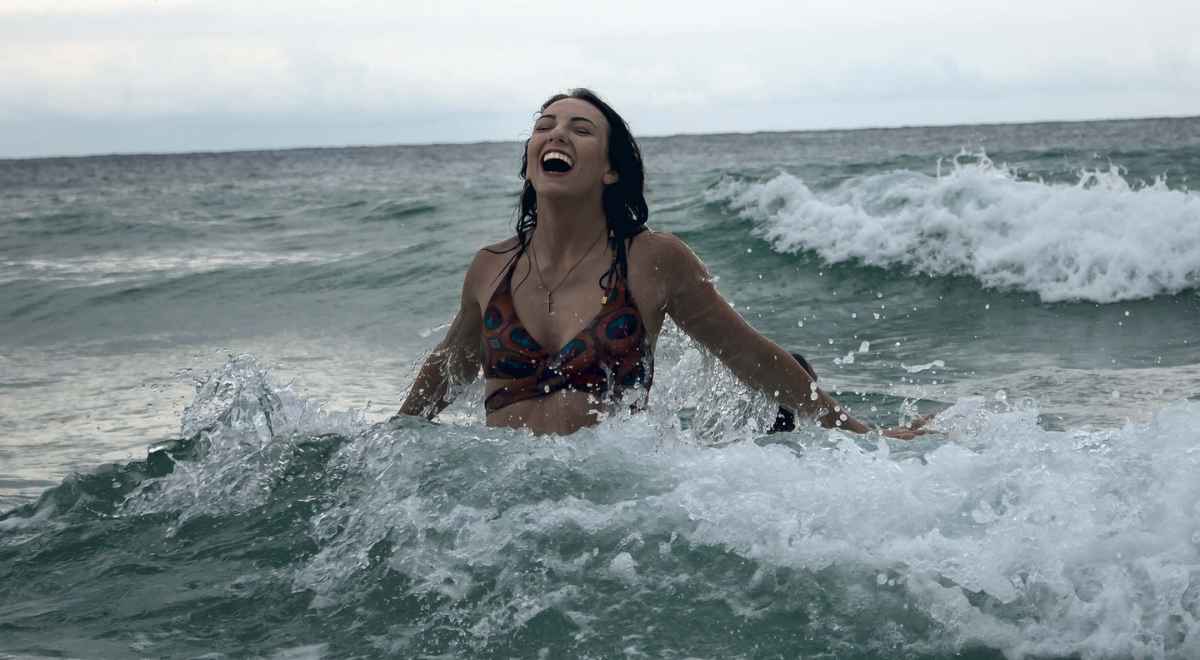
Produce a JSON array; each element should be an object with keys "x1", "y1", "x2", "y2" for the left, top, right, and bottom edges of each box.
[{"x1": 879, "y1": 414, "x2": 936, "y2": 440}]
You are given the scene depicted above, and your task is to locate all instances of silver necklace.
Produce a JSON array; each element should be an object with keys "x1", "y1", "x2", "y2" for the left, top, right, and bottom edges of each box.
[{"x1": 528, "y1": 230, "x2": 606, "y2": 314}]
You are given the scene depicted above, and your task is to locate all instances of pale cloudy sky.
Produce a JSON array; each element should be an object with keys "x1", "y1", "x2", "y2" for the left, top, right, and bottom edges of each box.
[{"x1": 1, "y1": 0, "x2": 1197, "y2": 158}]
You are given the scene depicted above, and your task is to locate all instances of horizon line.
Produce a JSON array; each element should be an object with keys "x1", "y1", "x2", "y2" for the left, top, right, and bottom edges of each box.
[{"x1": 3, "y1": 111, "x2": 1197, "y2": 163}]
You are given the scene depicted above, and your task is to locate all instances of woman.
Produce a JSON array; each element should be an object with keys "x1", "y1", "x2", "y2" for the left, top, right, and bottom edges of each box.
[{"x1": 397, "y1": 88, "x2": 927, "y2": 438}]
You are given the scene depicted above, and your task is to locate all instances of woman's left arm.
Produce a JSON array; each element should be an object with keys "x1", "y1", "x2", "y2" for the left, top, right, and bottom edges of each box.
[{"x1": 654, "y1": 233, "x2": 872, "y2": 432}]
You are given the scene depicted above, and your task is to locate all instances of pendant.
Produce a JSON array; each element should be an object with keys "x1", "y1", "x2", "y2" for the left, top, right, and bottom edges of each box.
[{"x1": 547, "y1": 294, "x2": 554, "y2": 314}]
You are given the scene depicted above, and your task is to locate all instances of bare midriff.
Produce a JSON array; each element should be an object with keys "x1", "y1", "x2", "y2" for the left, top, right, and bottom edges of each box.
[{"x1": 484, "y1": 387, "x2": 610, "y2": 435}]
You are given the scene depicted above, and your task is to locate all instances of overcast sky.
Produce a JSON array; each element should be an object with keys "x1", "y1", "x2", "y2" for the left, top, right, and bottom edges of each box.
[{"x1": 2, "y1": 0, "x2": 1197, "y2": 158}]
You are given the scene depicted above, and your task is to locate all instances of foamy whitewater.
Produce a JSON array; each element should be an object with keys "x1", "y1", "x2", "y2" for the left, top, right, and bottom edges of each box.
[
  {"x1": 709, "y1": 153, "x2": 1200, "y2": 303},
  {"x1": 2, "y1": 117, "x2": 1199, "y2": 658}
]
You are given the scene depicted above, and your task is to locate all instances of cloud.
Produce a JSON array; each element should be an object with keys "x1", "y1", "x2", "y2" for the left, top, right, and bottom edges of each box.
[{"x1": 1, "y1": 0, "x2": 1197, "y2": 157}]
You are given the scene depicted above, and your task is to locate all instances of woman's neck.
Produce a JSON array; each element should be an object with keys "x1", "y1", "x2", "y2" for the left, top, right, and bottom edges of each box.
[{"x1": 530, "y1": 195, "x2": 608, "y2": 268}]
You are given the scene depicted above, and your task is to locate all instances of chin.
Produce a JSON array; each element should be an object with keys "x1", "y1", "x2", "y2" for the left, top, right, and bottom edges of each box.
[
  {"x1": 536, "y1": 175, "x2": 604, "y2": 196},
  {"x1": 533, "y1": 180, "x2": 582, "y2": 197}
]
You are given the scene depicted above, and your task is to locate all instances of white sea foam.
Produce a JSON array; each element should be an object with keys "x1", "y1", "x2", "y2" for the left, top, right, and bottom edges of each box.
[
  {"x1": 708, "y1": 155, "x2": 1200, "y2": 302},
  {"x1": 126, "y1": 356, "x2": 1200, "y2": 657},
  {"x1": 903, "y1": 359, "x2": 946, "y2": 374},
  {"x1": 0, "y1": 250, "x2": 357, "y2": 286},
  {"x1": 124, "y1": 355, "x2": 369, "y2": 528},
  {"x1": 284, "y1": 396, "x2": 1200, "y2": 658}
]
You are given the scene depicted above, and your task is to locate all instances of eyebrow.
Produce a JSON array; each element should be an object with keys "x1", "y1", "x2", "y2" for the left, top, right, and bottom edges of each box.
[{"x1": 535, "y1": 114, "x2": 598, "y2": 127}]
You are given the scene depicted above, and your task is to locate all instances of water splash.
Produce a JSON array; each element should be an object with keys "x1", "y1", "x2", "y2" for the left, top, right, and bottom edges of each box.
[{"x1": 6, "y1": 356, "x2": 1200, "y2": 658}]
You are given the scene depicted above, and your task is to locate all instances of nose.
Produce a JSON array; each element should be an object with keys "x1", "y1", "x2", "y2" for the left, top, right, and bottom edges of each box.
[{"x1": 547, "y1": 122, "x2": 571, "y2": 142}]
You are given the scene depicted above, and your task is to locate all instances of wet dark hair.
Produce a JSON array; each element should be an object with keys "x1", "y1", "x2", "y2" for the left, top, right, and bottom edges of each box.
[{"x1": 493, "y1": 88, "x2": 649, "y2": 295}]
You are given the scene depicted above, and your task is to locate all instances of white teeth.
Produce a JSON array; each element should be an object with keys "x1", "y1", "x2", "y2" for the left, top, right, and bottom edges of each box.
[{"x1": 542, "y1": 151, "x2": 574, "y2": 167}]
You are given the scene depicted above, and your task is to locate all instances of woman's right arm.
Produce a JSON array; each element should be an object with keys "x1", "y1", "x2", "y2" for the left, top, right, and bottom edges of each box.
[
  {"x1": 651, "y1": 233, "x2": 927, "y2": 437},
  {"x1": 394, "y1": 252, "x2": 487, "y2": 420}
]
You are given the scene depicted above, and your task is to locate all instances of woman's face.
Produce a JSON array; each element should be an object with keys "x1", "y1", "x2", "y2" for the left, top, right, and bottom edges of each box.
[{"x1": 525, "y1": 97, "x2": 617, "y2": 197}]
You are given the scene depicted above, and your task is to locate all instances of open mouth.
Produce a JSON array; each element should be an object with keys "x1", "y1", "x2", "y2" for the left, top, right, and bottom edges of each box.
[{"x1": 541, "y1": 150, "x2": 574, "y2": 174}]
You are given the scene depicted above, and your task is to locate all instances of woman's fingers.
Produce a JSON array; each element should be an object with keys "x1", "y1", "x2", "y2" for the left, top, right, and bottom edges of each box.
[
  {"x1": 908, "y1": 414, "x2": 935, "y2": 430},
  {"x1": 881, "y1": 426, "x2": 925, "y2": 440}
]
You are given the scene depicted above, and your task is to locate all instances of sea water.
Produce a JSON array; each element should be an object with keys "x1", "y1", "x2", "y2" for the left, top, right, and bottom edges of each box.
[{"x1": 1, "y1": 117, "x2": 1199, "y2": 658}]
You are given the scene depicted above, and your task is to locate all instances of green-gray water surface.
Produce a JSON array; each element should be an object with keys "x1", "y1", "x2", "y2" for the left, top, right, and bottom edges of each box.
[{"x1": 2, "y1": 117, "x2": 1200, "y2": 658}]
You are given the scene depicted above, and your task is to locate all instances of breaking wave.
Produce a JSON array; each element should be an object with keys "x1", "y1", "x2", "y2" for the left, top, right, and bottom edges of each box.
[{"x1": 708, "y1": 154, "x2": 1200, "y2": 303}]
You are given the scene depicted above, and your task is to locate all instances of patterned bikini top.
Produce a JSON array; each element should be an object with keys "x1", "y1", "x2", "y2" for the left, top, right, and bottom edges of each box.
[{"x1": 481, "y1": 257, "x2": 654, "y2": 414}]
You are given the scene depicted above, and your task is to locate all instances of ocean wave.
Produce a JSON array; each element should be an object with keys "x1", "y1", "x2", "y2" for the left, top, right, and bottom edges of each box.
[
  {"x1": 358, "y1": 199, "x2": 438, "y2": 222},
  {"x1": 5, "y1": 356, "x2": 1200, "y2": 657},
  {"x1": 707, "y1": 154, "x2": 1200, "y2": 302},
  {"x1": 0, "y1": 250, "x2": 361, "y2": 287}
]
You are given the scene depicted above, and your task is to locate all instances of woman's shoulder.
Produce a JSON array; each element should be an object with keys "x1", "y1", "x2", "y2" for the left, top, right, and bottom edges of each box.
[
  {"x1": 480, "y1": 236, "x2": 521, "y2": 255},
  {"x1": 462, "y1": 236, "x2": 520, "y2": 293},
  {"x1": 626, "y1": 229, "x2": 710, "y2": 314},
  {"x1": 631, "y1": 229, "x2": 704, "y2": 268},
  {"x1": 468, "y1": 237, "x2": 520, "y2": 265}
]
